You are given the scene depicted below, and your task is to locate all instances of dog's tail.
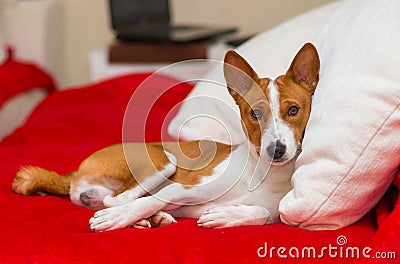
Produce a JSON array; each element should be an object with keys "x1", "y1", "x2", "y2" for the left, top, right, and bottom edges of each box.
[{"x1": 12, "y1": 165, "x2": 72, "y2": 196}]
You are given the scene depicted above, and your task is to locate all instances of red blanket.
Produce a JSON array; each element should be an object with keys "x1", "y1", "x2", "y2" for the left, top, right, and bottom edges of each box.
[{"x1": 0, "y1": 73, "x2": 398, "y2": 263}]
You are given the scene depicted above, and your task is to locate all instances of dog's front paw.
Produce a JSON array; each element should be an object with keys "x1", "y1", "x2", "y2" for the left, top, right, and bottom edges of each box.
[
  {"x1": 197, "y1": 205, "x2": 270, "y2": 229},
  {"x1": 89, "y1": 204, "x2": 140, "y2": 232}
]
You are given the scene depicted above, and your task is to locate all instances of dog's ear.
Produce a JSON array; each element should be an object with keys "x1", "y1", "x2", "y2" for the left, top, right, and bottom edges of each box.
[
  {"x1": 286, "y1": 43, "x2": 320, "y2": 94},
  {"x1": 224, "y1": 50, "x2": 260, "y2": 102}
]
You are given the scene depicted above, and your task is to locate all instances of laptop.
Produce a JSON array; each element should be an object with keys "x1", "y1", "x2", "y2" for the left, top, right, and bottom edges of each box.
[{"x1": 109, "y1": 0, "x2": 237, "y2": 43}]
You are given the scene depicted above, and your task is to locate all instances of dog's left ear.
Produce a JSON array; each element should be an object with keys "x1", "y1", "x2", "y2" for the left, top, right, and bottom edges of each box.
[{"x1": 286, "y1": 43, "x2": 320, "y2": 94}]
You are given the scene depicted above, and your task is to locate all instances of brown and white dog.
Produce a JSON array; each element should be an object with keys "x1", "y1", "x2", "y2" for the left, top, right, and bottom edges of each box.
[{"x1": 12, "y1": 43, "x2": 319, "y2": 231}]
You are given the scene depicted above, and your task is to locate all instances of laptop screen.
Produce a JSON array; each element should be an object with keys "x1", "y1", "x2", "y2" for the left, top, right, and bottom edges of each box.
[{"x1": 109, "y1": 0, "x2": 170, "y2": 30}]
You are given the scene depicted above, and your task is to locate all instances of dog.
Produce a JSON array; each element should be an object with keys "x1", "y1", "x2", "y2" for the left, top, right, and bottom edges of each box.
[{"x1": 12, "y1": 43, "x2": 319, "y2": 231}]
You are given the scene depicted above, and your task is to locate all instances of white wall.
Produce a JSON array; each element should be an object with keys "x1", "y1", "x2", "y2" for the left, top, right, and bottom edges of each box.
[
  {"x1": 171, "y1": 0, "x2": 334, "y2": 37},
  {"x1": 58, "y1": 0, "x2": 334, "y2": 87},
  {"x1": 58, "y1": 0, "x2": 113, "y2": 87}
]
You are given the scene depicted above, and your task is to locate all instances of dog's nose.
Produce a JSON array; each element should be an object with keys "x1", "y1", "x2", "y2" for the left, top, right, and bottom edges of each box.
[{"x1": 267, "y1": 140, "x2": 286, "y2": 160}]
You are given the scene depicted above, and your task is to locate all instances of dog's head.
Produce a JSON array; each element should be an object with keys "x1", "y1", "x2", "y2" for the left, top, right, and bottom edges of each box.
[{"x1": 224, "y1": 43, "x2": 320, "y2": 165}]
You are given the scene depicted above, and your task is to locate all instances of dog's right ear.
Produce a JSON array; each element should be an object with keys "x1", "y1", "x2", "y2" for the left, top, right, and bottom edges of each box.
[
  {"x1": 224, "y1": 50, "x2": 260, "y2": 102},
  {"x1": 286, "y1": 43, "x2": 320, "y2": 94}
]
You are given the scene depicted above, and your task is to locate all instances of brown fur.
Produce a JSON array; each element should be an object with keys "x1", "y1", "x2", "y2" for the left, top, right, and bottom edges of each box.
[
  {"x1": 164, "y1": 141, "x2": 235, "y2": 187},
  {"x1": 12, "y1": 143, "x2": 172, "y2": 199},
  {"x1": 224, "y1": 50, "x2": 272, "y2": 151},
  {"x1": 13, "y1": 166, "x2": 72, "y2": 195},
  {"x1": 274, "y1": 76, "x2": 315, "y2": 145},
  {"x1": 12, "y1": 141, "x2": 234, "y2": 199},
  {"x1": 275, "y1": 43, "x2": 319, "y2": 145}
]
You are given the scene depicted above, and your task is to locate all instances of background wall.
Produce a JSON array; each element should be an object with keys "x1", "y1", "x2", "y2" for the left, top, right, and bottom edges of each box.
[
  {"x1": 57, "y1": 0, "x2": 334, "y2": 87},
  {"x1": 57, "y1": 0, "x2": 112, "y2": 87}
]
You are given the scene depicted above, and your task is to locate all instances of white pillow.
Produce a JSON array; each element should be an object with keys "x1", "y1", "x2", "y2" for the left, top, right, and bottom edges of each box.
[
  {"x1": 168, "y1": 1, "x2": 344, "y2": 145},
  {"x1": 0, "y1": 10, "x2": 6, "y2": 63},
  {"x1": 279, "y1": 0, "x2": 400, "y2": 229}
]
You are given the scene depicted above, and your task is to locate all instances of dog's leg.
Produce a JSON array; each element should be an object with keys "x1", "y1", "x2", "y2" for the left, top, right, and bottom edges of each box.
[
  {"x1": 197, "y1": 205, "x2": 270, "y2": 228},
  {"x1": 103, "y1": 151, "x2": 177, "y2": 207},
  {"x1": 102, "y1": 185, "x2": 147, "y2": 208},
  {"x1": 89, "y1": 183, "x2": 196, "y2": 232}
]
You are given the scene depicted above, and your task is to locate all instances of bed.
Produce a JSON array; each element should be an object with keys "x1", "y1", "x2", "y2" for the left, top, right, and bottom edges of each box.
[
  {"x1": 1, "y1": 70, "x2": 398, "y2": 263},
  {"x1": 1, "y1": 0, "x2": 399, "y2": 263}
]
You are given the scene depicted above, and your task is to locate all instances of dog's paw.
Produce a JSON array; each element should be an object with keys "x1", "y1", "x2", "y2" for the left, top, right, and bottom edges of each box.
[
  {"x1": 197, "y1": 205, "x2": 270, "y2": 229},
  {"x1": 129, "y1": 211, "x2": 176, "y2": 229},
  {"x1": 90, "y1": 196, "x2": 166, "y2": 231},
  {"x1": 130, "y1": 219, "x2": 152, "y2": 229},
  {"x1": 149, "y1": 211, "x2": 177, "y2": 227},
  {"x1": 89, "y1": 204, "x2": 140, "y2": 232}
]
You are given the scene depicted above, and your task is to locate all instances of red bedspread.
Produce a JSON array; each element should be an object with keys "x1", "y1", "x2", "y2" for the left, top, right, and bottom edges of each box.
[{"x1": 0, "y1": 73, "x2": 398, "y2": 263}]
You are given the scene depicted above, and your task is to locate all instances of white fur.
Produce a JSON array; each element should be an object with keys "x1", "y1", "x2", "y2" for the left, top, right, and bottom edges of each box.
[{"x1": 261, "y1": 81, "x2": 297, "y2": 164}]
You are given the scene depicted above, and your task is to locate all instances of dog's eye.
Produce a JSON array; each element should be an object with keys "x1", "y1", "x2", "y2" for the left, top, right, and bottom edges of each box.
[
  {"x1": 250, "y1": 109, "x2": 263, "y2": 120},
  {"x1": 287, "y1": 106, "x2": 299, "y2": 116}
]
